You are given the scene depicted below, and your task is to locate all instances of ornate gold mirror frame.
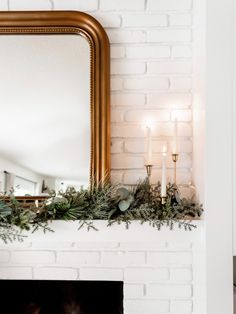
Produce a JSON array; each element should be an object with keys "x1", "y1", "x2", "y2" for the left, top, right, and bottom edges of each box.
[{"x1": 0, "y1": 11, "x2": 110, "y2": 185}]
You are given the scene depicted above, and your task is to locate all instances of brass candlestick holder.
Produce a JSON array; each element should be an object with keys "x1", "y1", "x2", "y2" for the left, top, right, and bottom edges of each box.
[
  {"x1": 161, "y1": 196, "x2": 167, "y2": 205},
  {"x1": 172, "y1": 153, "x2": 179, "y2": 185},
  {"x1": 145, "y1": 164, "x2": 153, "y2": 183}
]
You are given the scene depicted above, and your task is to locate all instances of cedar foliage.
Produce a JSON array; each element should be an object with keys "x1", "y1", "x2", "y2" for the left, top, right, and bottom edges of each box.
[{"x1": 0, "y1": 179, "x2": 203, "y2": 242}]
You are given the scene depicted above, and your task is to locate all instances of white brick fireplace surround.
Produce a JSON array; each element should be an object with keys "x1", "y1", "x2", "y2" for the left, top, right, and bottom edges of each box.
[{"x1": 0, "y1": 221, "x2": 205, "y2": 314}]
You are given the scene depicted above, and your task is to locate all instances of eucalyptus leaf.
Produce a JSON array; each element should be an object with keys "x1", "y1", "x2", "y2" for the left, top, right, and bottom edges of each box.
[
  {"x1": 116, "y1": 187, "x2": 130, "y2": 200},
  {"x1": 0, "y1": 201, "x2": 12, "y2": 217},
  {"x1": 118, "y1": 200, "x2": 131, "y2": 212}
]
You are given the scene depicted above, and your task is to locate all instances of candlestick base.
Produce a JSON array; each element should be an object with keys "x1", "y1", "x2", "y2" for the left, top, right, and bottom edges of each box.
[
  {"x1": 161, "y1": 196, "x2": 167, "y2": 205},
  {"x1": 145, "y1": 164, "x2": 153, "y2": 182}
]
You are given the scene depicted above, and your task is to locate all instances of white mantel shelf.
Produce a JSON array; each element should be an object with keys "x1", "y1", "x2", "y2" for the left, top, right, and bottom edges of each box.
[{"x1": 17, "y1": 220, "x2": 204, "y2": 243}]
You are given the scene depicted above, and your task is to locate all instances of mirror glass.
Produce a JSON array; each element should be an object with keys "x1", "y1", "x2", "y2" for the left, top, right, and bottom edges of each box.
[{"x1": 0, "y1": 35, "x2": 90, "y2": 195}]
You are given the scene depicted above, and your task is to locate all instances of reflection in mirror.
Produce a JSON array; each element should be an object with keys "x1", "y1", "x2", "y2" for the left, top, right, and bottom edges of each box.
[{"x1": 0, "y1": 35, "x2": 90, "y2": 195}]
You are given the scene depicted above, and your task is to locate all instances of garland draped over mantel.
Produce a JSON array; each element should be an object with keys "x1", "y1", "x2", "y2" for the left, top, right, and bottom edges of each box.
[{"x1": 0, "y1": 180, "x2": 203, "y2": 243}]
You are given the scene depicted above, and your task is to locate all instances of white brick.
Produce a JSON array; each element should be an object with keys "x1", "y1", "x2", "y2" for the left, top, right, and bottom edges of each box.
[
  {"x1": 0, "y1": 250, "x2": 10, "y2": 263},
  {"x1": 172, "y1": 45, "x2": 192, "y2": 58},
  {"x1": 147, "y1": 0, "x2": 192, "y2": 11},
  {"x1": 147, "y1": 284, "x2": 192, "y2": 298},
  {"x1": 170, "y1": 77, "x2": 192, "y2": 91},
  {"x1": 122, "y1": 14, "x2": 167, "y2": 27},
  {"x1": 124, "y1": 139, "x2": 146, "y2": 154},
  {"x1": 170, "y1": 300, "x2": 192, "y2": 313},
  {"x1": 170, "y1": 14, "x2": 192, "y2": 26},
  {"x1": 119, "y1": 242, "x2": 167, "y2": 250},
  {"x1": 125, "y1": 300, "x2": 169, "y2": 314},
  {"x1": 171, "y1": 109, "x2": 192, "y2": 121},
  {"x1": 10, "y1": 0, "x2": 50, "y2": 10},
  {"x1": 80, "y1": 268, "x2": 123, "y2": 280},
  {"x1": 125, "y1": 109, "x2": 169, "y2": 122},
  {"x1": 111, "y1": 93, "x2": 146, "y2": 106},
  {"x1": 34, "y1": 267, "x2": 78, "y2": 280},
  {"x1": 124, "y1": 283, "x2": 144, "y2": 298},
  {"x1": 148, "y1": 30, "x2": 192, "y2": 43},
  {"x1": 0, "y1": 267, "x2": 32, "y2": 279},
  {"x1": 111, "y1": 46, "x2": 126, "y2": 58},
  {"x1": 124, "y1": 267, "x2": 169, "y2": 282},
  {"x1": 111, "y1": 125, "x2": 145, "y2": 138},
  {"x1": 126, "y1": 45, "x2": 171, "y2": 59},
  {"x1": 102, "y1": 251, "x2": 145, "y2": 266},
  {"x1": 11, "y1": 251, "x2": 55, "y2": 264},
  {"x1": 148, "y1": 252, "x2": 193, "y2": 265},
  {"x1": 74, "y1": 242, "x2": 119, "y2": 249},
  {"x1": 111, "y1": 61, "x2": 146, "y2": 75},
  {"x1": 124, "y1": 78, "x2": 169, "y2": 90},
  {"x1": 170, "y1": 268, "x2": 192, "y2": 281},
  {"x1": 107, "y1": 30, "x2": 146, "y2": 43},
  {"x1": 111, "y1": 140, "x2": 123, "y2": 153},
  {"x1": 177, "y1": 122, "x2": 192, "y2": 136},
  {"x1": 111, "y1": 108, "x2": 124, "y2": 122},
  {"x1": 54, "y1": 0, "x2": 98, "y2": 11},
  {"x1": 178, "y1": 140, "x2": 193, "y2": 153},
  {"x1": 31, "y1": 241, "x2": 73, "y2": 249},
  {"x1": 57, "y1": 251, "x2": 100, "y2": 265},
  {"x1": 152, "y1": 122, "x2": 192, "y2": 137},
  {"x1": 92, "y1": 13, "x2": 121, "y2": 28},
  {"x1": 167, "y1": 242, "x2": 192, "y2": 251},
  {"x1": 111, "y1": 78, "x2": 123, "y2": 91},
  {"x1": 148, "y1": 61, "x2": 192, "y2": 74},
  {"x1": 147, "y1": 93, "x2": 192, "y2": 109},
  {"x1": 100, "y1": 0, "x2": 145, "y2": 11},
  {"x1": 110, "y1": 170, "x2": 123, "y2": 183},
  {"x1": 123, "y1": 170, "x2": 147, "y2": 184},
  {"x1": 111, "y1": 155, "x2": 144, "y2": 169},
  {"x1": 3, "y1": 242, "x2": 32, "y2": 249},
  {"x1": 125, "y1": 140, "x2": 167, "y2": 153}
]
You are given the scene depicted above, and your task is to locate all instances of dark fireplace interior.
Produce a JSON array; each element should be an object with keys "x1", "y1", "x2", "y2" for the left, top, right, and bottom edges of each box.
[{"x1": 0, "y1": 280, "x2": 123, "y2": 314}]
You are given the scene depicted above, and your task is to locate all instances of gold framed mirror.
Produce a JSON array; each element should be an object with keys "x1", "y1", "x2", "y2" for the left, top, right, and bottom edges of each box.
[{"x1": 0, "y1": 11, "x2": 110, "y2": 195}]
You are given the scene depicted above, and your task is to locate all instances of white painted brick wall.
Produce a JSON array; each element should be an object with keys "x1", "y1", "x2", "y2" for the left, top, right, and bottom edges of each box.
[{"x1": 4, "y1": 0, "x2": 195, "y2": 186}]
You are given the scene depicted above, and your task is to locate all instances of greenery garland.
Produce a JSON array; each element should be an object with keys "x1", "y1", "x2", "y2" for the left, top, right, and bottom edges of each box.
[{"x1": 0, "y1": 179, "x2": 203, "y2": 243}]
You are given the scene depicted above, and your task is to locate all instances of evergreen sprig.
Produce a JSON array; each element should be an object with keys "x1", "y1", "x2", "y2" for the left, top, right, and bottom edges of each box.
[{"x1": 0, "y1": 179, "x2": 203, "y2": 242}]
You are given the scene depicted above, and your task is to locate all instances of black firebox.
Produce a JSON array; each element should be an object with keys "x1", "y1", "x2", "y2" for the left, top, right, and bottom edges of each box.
[{"x1": 0, "y1": 280, "x2": 123, "y2": 314}]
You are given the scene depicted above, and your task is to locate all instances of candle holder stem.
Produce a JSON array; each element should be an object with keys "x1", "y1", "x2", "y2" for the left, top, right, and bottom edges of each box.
[
  {"x1": 172, "y1": 153, "x2": 179, "y2": 185},
  {"x1": 145, "y1": 164, "x2": 153, "y2": 183}
]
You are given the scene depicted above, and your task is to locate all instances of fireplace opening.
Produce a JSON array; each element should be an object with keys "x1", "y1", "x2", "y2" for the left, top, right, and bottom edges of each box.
[{"x1": 0, "y1": 280, "x2": 123, "y2": 314}]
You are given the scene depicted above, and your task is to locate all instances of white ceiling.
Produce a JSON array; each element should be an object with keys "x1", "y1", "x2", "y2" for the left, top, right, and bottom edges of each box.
[{"x1": 0, "y1": 35, "x2": 90, "y2": 182}]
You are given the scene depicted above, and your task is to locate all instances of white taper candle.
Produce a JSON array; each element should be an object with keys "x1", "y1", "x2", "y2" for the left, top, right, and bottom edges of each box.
[
  {"x1": 161, "y1": 146, "x2": 167, "y2": 197},
  {"x1": 146, "y1": 126, "x2": 152, "y2": 165}
]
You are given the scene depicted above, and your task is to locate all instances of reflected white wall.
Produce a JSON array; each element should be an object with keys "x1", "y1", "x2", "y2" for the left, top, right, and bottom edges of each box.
[{"x1": 0, "y1": 35, "x2": 90, "y2": 185}]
